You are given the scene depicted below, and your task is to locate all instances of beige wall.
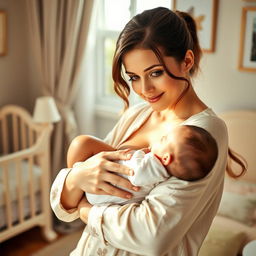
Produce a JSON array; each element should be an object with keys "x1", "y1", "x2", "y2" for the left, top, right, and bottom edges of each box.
[
  {"x1": 0, "y1": 0, "x2": 32, "y2": 110},
  {"x1": 194, "y1": 0, "x2": 256, "y2": 113}
]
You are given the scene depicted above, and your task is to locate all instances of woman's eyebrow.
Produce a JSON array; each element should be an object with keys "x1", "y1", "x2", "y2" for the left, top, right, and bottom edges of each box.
[
  {"x1": 144, "y1": 64, "x2": 162, "y2": 72},
  {"x1": 125, "y1": 64, "x2": 163, "y2": 74}
]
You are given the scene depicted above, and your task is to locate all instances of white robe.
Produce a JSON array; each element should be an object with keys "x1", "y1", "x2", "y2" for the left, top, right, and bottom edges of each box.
[{"x1": 50, "y1": 102, "x2": 228, "y2": 256}]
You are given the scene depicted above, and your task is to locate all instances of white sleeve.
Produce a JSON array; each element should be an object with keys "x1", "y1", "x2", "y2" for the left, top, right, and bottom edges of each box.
[{"x1": 50, "y1": 168, "x2": 80, "y2": 222}]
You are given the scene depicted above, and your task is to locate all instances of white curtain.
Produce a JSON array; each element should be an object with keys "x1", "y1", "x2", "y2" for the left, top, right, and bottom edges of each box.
[{"x1": 26, "y1": 0, "x2": 94, "y2": 176}]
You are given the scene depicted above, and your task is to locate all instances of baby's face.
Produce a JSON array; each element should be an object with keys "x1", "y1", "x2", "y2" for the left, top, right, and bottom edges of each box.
[{"x1": 151, "y1": 128, "x2": 182, "y2": 158}]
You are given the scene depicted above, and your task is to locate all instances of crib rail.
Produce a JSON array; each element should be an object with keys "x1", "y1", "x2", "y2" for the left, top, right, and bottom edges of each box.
[
  {"x1": 0, "y1": 105, "x2": 44, "y2": 155},
  {"x1": 0, "y1": 105, "x2": 57, "y2": 242}
]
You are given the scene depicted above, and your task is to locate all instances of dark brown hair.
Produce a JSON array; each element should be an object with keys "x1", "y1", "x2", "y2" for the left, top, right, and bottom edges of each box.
[
  {"x1": 112, "y1": 7, "x2": 202, "y2": 110},
  {"x1": 169, "y1": 126, "x2": 247, "y2": 180},
  {"x1": 226, "y1": 148, "x2": 247, "y2": 178},
  {"x1": 169, "y1": 125, "x2": 218, "y2": 181}
]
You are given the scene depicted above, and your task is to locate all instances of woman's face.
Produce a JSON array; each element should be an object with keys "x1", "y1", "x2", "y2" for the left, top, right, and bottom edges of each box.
[{"x1": 123, "y1": 48, "x2": 188, "y2": 111}]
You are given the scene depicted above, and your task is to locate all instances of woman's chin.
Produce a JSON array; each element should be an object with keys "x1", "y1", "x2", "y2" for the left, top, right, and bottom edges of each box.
[{"x1": 149, "y1": 102, "x2": 170, "y2": 112}]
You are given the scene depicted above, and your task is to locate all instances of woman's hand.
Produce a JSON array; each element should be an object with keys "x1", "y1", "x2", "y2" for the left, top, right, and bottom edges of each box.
[
  {"x1": 68, "y1": 149, "x2": 139, "y2": 199},
  {"x1": 78, "y1": 197, "x2": 92, "y2": 224}
]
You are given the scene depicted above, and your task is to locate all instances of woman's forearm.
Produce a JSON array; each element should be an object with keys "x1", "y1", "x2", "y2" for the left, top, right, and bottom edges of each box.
[{"x1": 60, "y1": 169, "x2": 84, "y2": 209}]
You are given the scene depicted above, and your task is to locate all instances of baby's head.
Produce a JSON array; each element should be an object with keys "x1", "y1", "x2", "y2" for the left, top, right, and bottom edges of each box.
[{"x1": 151, "y1": 125, "x2": 218, "y2": 181}]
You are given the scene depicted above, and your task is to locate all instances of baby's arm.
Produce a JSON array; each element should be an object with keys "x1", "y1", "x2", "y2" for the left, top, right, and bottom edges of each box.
[{"x1": 67, "y1": 135, "x2": 116, "y2": 168}]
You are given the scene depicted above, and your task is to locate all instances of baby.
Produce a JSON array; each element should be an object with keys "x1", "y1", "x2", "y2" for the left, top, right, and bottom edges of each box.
[{"x1": 67, "y1": 125, "x2": 218, "y2": 205}]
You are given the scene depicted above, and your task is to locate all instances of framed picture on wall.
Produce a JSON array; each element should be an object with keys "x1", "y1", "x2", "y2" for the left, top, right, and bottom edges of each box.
[
  {"x1": 238, "y1": 7, "x2": 256, "y2": 72},
  {"x1": 0, "y1": 11, "x2": 7, "y2": 56},
  {"x1": 172, "y1": 0, "x2": 218, "y2": 53}
]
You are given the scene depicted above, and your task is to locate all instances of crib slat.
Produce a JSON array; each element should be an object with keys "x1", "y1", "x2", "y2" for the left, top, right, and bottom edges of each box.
[
  {"x1": 16, "y1": 160, "x2": 24, "y2": 223},
  {"x1": 12, "y1": 115, "x2": 19, "y2": 152},
  {"x1": 29, "y1": 128, "x2": 34, "y2": 147},
  {"x1": 2, "y1": 163, "x2": 13, "y2": 228},
  {"x1": 21, "y1": 120, "x2": 27, "y2": 149},
  {"x1": 2, "y1": 116, "x2": 9, "y2": 154},
  {"x1": 28, "y1": 156, "x2": 36, "y2": 217}
]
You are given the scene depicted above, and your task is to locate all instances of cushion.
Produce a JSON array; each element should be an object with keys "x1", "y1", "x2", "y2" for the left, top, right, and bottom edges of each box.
[
  {"x1": 224, "y1": 179, "x2": 256, "y2": 195},
  {"x1": 217, "y1": 191, "x2": 256, "y2": 226},
  {"x1": 198, "y1": 225, "x2": 246, "y2": 256}
]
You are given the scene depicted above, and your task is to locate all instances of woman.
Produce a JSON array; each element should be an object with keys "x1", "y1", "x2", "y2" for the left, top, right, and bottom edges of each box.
[{"x1": 50, "y1": 7, "x2": 246, "y2": 255}]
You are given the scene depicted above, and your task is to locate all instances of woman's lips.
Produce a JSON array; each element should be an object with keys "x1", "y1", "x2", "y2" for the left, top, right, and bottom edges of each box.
[{"x1": 146, "y1": 93, "x2": 164, "y2": 103}]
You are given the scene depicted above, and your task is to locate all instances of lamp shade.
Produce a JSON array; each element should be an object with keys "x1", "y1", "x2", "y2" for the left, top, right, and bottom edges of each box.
[{"x1": 33, "y1": 96, "x2": 61, "y2": 123}]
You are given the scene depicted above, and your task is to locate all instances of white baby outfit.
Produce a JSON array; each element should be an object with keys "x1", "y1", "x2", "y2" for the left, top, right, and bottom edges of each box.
[{"x1": 86, "y1": 150, "x2": 170, "y2": 205}]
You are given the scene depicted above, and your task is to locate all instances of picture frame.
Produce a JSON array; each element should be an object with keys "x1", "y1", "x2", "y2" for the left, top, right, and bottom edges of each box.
[
  {"x1": 0, "y1": 10, "x2": 7, "y2": 56},
  {"x1": 172, "y1": 0, "x2": 218, "y2": 53},
  {"x1": 238, "y1": 7, "x2": 256, "y2": 72}
]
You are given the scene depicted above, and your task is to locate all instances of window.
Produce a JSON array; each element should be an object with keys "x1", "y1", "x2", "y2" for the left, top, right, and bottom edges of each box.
[{"x1": 95, "y1": 0, "x2": 172, "y2": 112}]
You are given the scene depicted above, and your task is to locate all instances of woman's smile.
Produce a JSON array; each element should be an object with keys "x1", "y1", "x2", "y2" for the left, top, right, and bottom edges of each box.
[{"x1": 145, "y1": 93, "x2": 165, "y2": 103}]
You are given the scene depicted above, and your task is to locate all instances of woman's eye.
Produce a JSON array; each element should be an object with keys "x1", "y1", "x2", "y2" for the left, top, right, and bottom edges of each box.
[
  {"x1": 151, "y1": 70, "x2": 164, "y2": 77},
  {"x1": 128, "y1": 75, "x2": 139, "y2": 81}
]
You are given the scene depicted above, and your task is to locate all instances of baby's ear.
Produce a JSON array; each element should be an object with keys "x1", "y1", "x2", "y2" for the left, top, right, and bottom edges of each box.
[{"x1": 161, "y1": 153, "x2": 173, "y2": 166}]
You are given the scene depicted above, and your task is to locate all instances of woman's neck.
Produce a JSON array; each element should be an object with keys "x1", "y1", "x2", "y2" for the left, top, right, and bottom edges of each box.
[{"x1": 154, "y1": 86, "x2": 208, "y2": 122}]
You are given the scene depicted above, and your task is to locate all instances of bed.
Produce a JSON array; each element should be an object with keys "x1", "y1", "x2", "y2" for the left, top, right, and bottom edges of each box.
[
  {"x1": 199, "y1": 110, "x2": 256, "y2": 256},
  {"x1": 0, "y1": 105, "x2": 57, "y2": 242}
]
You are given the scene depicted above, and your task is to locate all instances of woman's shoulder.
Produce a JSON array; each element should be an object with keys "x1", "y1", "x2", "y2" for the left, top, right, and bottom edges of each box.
[
  {"x1": 182, "y1": 108, "x2": 228, "y2": 143},
  {"x1": 183, "y1": 108, "x2": 226, "y2": 127}
]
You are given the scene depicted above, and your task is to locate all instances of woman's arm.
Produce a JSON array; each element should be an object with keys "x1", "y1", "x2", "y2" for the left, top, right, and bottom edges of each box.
[
  {"x1": 67, "y1": 135, "x2": 117, "y2": 168},
  {"x1": 79, "y1": 174, "x2": 223, "y2": 255},
  {"x1": 50, "y1": 150, "x2": 138, "y2": 222},
  {"x1": 61, "y1": 150, "x2": 137, "y2": 209},
  {"x1": 50, "y1": 103, "x2": 149, "y2": 222},
  {"x1": 63, "y1": 135, "x2": 118, "y2": 210}
]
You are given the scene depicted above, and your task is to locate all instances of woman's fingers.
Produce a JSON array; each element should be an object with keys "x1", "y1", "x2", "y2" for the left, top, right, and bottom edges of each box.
[
  {"x1": 104, "y1": 160, "x2": 134, "y2": 176},
  {"x1": 104, "y1": 172, "x2": 139, "y2": 192},
  {"x1": 104, "y1": 149, "x2": 133, "y2": 161},
  {"x1": 72, "y1": 150, "x2": 140, "y2": 198},
  {"x1": 101, "y1": 150, "x2": 134, "y2": 176},
  {"x1": 100, "y1": 182, "x2": 133, "y2": 199}
]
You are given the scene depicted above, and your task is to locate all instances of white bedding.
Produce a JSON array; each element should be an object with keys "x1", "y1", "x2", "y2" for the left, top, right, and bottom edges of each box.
[
  {"x1": 0, "y1": 160, "x2": 42, "y2": 207},
  {"x1": 0, "y1": 160, "x2": 42, "y2": 229},
  {"x1": 0, "y1": 192, "x2": 41, "y2": 229}
]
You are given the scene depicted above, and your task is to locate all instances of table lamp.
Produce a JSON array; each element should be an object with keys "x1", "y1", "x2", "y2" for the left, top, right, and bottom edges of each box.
[{"x1": 33, "y1": 96, "x2": 61, "y2": 124}]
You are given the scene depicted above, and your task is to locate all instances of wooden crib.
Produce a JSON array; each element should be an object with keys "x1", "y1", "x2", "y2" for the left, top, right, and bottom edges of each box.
[{"x1": 0, "y1": 105, "x2": 57, "y2": 242}]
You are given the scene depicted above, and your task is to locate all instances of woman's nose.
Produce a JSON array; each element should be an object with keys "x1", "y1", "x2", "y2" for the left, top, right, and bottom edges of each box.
[{"x1": 141, "y1": 79, "x2": 154, "y2": 94}]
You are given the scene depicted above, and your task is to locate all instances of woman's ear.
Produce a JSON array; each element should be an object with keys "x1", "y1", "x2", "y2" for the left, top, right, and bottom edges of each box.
[
  {"x1": 182, "y1": 50, "x2": 194, "y2": 73},
  {"x1": 161, "y1": 153, "x2": 173, "y2": 166}
]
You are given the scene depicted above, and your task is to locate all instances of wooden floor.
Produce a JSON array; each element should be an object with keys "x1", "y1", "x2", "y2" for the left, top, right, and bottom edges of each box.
[{"x1": 0, "y1": 227, "x2": 64, "y2": 256}]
